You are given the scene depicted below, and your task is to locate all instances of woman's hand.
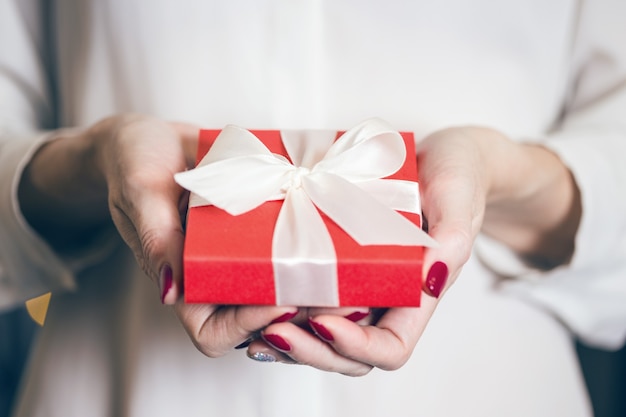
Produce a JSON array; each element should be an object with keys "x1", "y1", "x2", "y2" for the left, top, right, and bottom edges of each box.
[
  {"x1": 19, "y1": 114, "x2": 195, "y2": 300},
  {"x1": 19, "y1": 114, "x2": 304, "y2": 354},
  {"x1": 243, "y1": 126, "x2": 581, "y2": 376},
  {"x1": 88, "y1": 115, "x2": 195, "y2": 302}
]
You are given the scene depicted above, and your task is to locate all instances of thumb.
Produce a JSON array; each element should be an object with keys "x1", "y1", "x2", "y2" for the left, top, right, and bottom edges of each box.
[
  {"x1": 140, "y1": 191, "x2": 185, "y2": 305},
  {"x1": 110, "y1": 185, "x2": 186, "y2": 305},
  {"x1": 419, "y1": 168, "x2": 485, "y2": 300}
]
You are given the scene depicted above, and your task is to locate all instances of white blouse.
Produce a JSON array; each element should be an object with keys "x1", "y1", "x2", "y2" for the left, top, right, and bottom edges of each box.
[{"x1": 1, "y1": 1, "x2": 625, "y2": 416}]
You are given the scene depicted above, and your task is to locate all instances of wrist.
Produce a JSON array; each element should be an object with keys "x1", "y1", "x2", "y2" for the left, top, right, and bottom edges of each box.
[
  {"x1": 482, "y1": 141, "x2": 581, "y2": 268},
  {"x1": 18, "y1": 128, "x2": 111, "y2": 250}
]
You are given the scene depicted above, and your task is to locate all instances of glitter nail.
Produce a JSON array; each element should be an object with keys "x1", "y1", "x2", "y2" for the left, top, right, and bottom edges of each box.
[{"x1": 247, "y1": 351, "x2": 276, "y2": 363}]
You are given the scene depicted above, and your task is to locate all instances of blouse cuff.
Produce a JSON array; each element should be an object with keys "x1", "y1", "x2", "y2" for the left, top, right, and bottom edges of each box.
[
  {"x1": 0, "y1": 131, "x2": 118, "y2": 310},
  {"x1": 475, "y1": 130, "x2": 626, "y2": 349}
]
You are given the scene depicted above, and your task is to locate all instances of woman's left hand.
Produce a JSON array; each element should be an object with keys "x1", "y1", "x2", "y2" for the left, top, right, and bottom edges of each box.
[{"x1": 243, "y1": 126, "x2": 581, "y2": 376}]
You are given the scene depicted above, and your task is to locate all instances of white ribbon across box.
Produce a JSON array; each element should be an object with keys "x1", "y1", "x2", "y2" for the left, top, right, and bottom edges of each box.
[{"x1": 175, "y1": 118, "x2": 437, "y2": 307}]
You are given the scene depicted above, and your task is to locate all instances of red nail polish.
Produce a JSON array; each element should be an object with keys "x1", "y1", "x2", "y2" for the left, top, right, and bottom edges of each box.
[
  {"x1": 423, "y1": 261, "x2": 448, "y2": 298},
  {"x1": 160, "y1": 264, "x2": 173, "y2": 304},
  {"x1": 262, "y1": 334, "x2": 291, "y2": 352},
  {"x1": 235, "y1": 338, "x2": 253, "y2": 350},
  {"x1": 344, "y1": 311, "x2": 369, "y2": 322},
  {"x1": 270, "y1": 311, "x2": 298, "y2": 324},
  {"x1": 308, "y1": 318, "x2": 334, "y2": 342},
  {"x1": 421, "y1": 213, "x2": 429, "y2": 233}
]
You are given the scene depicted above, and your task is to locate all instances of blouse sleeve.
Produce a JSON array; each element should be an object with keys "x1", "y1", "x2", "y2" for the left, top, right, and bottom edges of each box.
[
  {"x1": 476, "y1": 0, "x2": 626, "y2": 350},
  {"x1": 0, "y1": 1, "x2": 116, "y2": 311}
]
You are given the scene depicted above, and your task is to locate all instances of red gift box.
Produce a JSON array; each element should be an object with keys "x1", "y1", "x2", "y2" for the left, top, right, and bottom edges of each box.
[{"x1": 180, "y1": 123, "x2": 427, "y2": 307}]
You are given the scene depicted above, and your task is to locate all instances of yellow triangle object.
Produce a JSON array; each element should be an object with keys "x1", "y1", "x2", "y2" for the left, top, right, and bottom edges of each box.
[{"x1": 25, "y1": 292, "x2": 52, "y2": 326}]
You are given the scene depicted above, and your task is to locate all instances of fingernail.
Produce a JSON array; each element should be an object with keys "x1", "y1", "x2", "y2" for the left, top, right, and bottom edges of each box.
[
  {"x1": 270, "y1": 310, "x2": 298, "y2": 324},
  {"x1": 262, "y1": 334, "x2": 291, "y2": 352},
  {"x1": 344, "y1": 311, "x2": 369, "y2": 322},
  {"x1": 235, "y1": 338, "x2": 253, "y2": 350},
  {"x1": 308, "y1": 318, "x2": 334, "y2": 343},
  {"x1": 247, "y1": 351, "x2": 276, "y2": 363},
  {"x1": 423, "y1": 261, "x2": 448, "y2": 298},
  {"x1": 159, "y1": 264, "x2": 173, "y2": 304}
]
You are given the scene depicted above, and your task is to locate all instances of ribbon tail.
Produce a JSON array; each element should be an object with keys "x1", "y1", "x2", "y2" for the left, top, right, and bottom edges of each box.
[
  {"x1": 354, "y1": 179, "x2": 421, "y2": 214},
  {"x1": 304, "y1": 173, "x2": 438, "y2": 247},
  {"x1": 272, "y1": 187, "x2": 339, "y2": 306}
]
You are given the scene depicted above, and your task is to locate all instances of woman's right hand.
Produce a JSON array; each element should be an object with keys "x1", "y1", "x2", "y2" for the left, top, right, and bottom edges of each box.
[
  {"x1": 19, "y1": 114, "x2": 299, "y2": 355},
  {"x1": 20, "y1": 114, "x2": 196, "y2": 301}
]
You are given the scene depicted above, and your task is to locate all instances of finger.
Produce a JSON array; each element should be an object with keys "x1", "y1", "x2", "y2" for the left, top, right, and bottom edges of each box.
[
  {"x1": 305, "y1": 305, "x2": 436, "y2": 371},
  {"x1": 306, "y1": 306, "x2": 372, "y2": 324},
  {"x1": 251, "y1": 322, "x2": 374, "y2": 376},
  {"x1": 174, "y1": 304, "x2": 298, "y2": 358},
  {"x1": 416, "y1": 136, "x2": 485, "y2": 299},
  {"x1": 421, "y1": 215, "x2": 474, "y2": 299},
  {"x1": 97, "y1": 117, "x2": 191, "y2": 304},
  {"x1": 169, "y1": 121, "x2": 200, "y2": 168},
  {"x1": 245, "y1": 338, "x2": 296, "y2": 364},
  {"x1": 110, "y1": 185, "x2": 186, "y2": 305},
  {"x1": 256, "y1": 307, "x2": 436, "y2": 373}
]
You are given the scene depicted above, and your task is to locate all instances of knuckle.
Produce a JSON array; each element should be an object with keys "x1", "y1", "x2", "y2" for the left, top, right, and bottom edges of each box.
[
  {"x1": 452, "y1": 229, "x2": 473, "y2": 264},
  {"x1": 140, "y1": 227, "x2": 166, "y2": 263},
  {"x1": 343, "y1": 365, "x2": 374, "y2": 377},
  {"x1": 180, "y1": 306, "x2": 229, "y2": 359},
  {"x1": 374, "y1": 345, "x2": 412, "y2": 371},
  {"x1": 232, "y1": 307, "x2": 261, "y2": 335},
  {"x1": 188, "y1": 336, "x2": 226, "y2": 359},
  {"x1": 371, "y1": 338, "x2": 413, "y2": 372},
  {"x1": 379, "y1": 354, "x2": 410, "y2": 371},
  {"x1": 125, "y1": 169, "x2": 167, "y2": 192},
  {"x1": 108, "y1": 204, "x2": 154, "y2": 279},
  {"x1": 431, "y1": 221, "x2": 474, "y2": 265},
  {"x1": 198, "y1": 346, "x2": 226, "y2": 359}
]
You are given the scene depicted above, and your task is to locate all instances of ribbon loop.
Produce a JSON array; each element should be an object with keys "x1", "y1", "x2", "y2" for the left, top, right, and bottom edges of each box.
[{"x1": 314, "y1": 120, "x2": 407, "y2": 181}]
